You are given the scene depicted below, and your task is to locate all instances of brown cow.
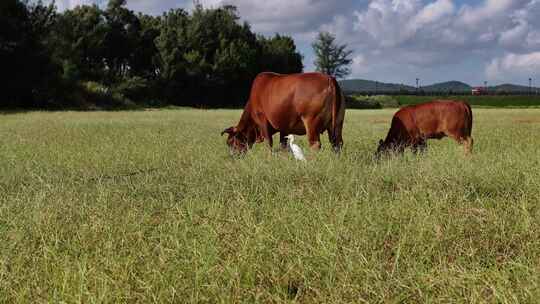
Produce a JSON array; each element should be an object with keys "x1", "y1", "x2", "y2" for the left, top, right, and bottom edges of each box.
[
  {"x1": 376, "y1": 100, "x2": 473, "y2": 157},
  {"x1": 222, "y1": 72, "x2": 345, "y2": 154}
]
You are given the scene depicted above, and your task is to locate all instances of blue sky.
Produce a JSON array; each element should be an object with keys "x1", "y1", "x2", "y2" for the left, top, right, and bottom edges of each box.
[{"x1": 51, "y1": 0, "x2": 540, "y2": 86}]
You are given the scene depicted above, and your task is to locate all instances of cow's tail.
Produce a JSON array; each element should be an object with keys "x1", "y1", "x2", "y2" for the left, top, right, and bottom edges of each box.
[
  {"x1": 463, "y1": 101, "x2": 474, "y2": 155},
  {"x1": 330, "y1": 77, "x2": 344, "y2": 152},
  {"x1": 464, "y1": 101, "x2": 473, "y2": 137}
]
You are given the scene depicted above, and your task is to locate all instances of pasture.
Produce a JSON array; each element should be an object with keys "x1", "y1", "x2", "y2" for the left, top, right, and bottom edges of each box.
[{"x1": 1, "y1": 108, "x2": 540, "y2": 303}]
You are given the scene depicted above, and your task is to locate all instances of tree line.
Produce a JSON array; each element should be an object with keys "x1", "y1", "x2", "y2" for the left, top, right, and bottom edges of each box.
[{"x1": 1, "y1": 0, "x2": 304, "y2": 109}]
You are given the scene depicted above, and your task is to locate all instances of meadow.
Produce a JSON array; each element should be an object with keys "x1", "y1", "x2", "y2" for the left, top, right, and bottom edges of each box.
[{"x1": 1, "y1": 107, "x2": 540, "y2": 303}]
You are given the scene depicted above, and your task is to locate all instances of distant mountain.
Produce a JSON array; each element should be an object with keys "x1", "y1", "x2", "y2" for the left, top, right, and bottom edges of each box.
[
  {"x1": 340, "y1": 79, "x2": 538, "y2": 93},
  {"x1": 340, "y1": 79, "x2": 414, "y2": 92},
  {"x1": 422, "y1": 81, "x2": 471, "y2": 92},
  {"x1": 491, "y1": 84, "x2": 535, "y2": 93}
]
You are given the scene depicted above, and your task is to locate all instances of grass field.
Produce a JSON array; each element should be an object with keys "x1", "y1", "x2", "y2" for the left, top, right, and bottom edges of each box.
[
  {"x1": 395, "y1": 95, "x2": 540, "y2": 107},
  {"x1": 1, "y1": 108, "x2": 540, "y2": 303}
]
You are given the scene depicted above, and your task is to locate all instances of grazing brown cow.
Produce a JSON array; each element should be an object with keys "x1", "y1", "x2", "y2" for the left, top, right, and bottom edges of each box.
[
  {"x1": 222, "y1": 72, "x2": 345, "y2": 154},
  {"x1": 376, "y1": 100, "x2": 473, "y2": 157}
]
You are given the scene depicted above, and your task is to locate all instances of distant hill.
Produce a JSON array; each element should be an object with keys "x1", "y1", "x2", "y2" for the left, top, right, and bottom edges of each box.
[
  {"x1": 340, "y1": 79, "x2": 414, "y2": 92},
  {"x1": 422, "y1": 81, "x2": 471, "y2": 92},
  {"x1": 491, "y1": 84, "x2": 535, "y2": 93},
  {"x1": 340, "y1": 79, "x2": 538, "y2": 93}
]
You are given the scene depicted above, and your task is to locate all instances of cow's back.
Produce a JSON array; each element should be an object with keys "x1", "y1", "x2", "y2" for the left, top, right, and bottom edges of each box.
[
  {"x1": 249, "y1": 72, "x2": 335, "y2": 133},
  {"x1": 397, "y1": 100, "x2": 472, "y2": 138},
  {"x1": 251, "y1": 72, "x2": 332, "y2": 108}
]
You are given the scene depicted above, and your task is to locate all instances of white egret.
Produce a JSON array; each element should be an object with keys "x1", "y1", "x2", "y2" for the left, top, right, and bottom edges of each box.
[{"x1": 285, "y1": 135, "x2": 306, "y2": 161}]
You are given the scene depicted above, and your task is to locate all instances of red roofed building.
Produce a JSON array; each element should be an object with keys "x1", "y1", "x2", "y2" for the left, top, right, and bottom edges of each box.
[{"x1": 471, "y1": 87, "x2": 487, "y2": 95}]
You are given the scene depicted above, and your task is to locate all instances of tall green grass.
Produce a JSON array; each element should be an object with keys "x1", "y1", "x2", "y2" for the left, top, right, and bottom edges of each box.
[{"x1": 1, "y1": 108, "x2": 540, "y2": 302}]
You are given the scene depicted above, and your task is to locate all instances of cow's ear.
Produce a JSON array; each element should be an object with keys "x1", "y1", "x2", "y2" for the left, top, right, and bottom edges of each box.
[
  {"x1": 221, "y1": 127, "x2": 236, "y2": 136},
  {"x1": 379, "y1": 139, "x2": 383, "y2": 145}
]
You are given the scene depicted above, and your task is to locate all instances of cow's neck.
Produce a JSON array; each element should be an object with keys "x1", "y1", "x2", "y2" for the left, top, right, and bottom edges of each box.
[{"x1": 236, "y1": 104, "x2": 254, "y2": 132}]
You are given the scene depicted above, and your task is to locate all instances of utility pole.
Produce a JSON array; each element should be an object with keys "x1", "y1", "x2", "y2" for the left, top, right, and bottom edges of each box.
[
  {"x1": 416, "y1": 78, "x2": 419, "y2": 95},
  {"x1": 529, "y1": 78, "x2": 532, "y2": 95}
]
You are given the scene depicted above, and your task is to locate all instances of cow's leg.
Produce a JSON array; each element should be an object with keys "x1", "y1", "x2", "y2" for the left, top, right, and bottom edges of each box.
[
  {"x1": 411, "y1": 143, "x2": 420, "y2": 154},
  {"x1": 397, "y1": 143, "x2": 406, "y2": 155},
  {"x1": 449, "y1": 132, "x2": 473, "y2": 156},
  {"x1": 260, "y1": 122, "x2": 273, "y2": 149},
  {"x1": 412, "y1": 138, "x2": 427, "y2": 154},
  {"x1": 308, "y1": 131, "x2": 321, "y2": 151},
  {"x1": 304, "y1": 118, "x2": 321, "y2": 151},
  {"x1": 419, "y1": 139, "x2": 427, "y2": 153},
  {"x1": 463, "y1": 137, "x2": 474, "y2": 155},
  {"x1": 279, "y1": 132, "x2": 288, "y2": 151},
  {"x1": 327, "y1": 125, "x2": 343, "y2": 153}
]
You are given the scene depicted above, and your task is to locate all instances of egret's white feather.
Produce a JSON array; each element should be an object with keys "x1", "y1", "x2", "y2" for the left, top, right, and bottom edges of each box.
[{"x1": 285, "y1": 135, "x2": 306, "y2": 161}]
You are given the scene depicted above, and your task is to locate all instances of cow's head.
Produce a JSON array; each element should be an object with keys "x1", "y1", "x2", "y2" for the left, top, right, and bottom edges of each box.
[{"x1": 221, "y1": 125, "x2": 264, "y2": 154}]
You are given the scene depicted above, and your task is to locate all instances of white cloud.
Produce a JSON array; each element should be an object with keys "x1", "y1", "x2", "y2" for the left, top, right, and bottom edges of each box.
[
  {"x1": 127, "y1": 0, "x2": 192, "y2": 15},
  {"x1": 499, "y1": 20, "x2": 529, "y2": 48},
  {"x1": 199, "y1": 0, "x2": 356, "y2": 34},
  {"x1": 354, "y1": 0, "x2": 421, "y2": 47},
  {"x1": 351, "y1": 54, "x2": 370, "y2": 76},
  {"x1": 53, "y1": 0, "x2": 99, "y2": 10},
  {"x1": 457, "y1": 0, "x2": 519, "y2": 27},
  {"x1": 410, "y1": 0, "x2": 454, "y2": 30},
  {"x1": 486, "y1": 52, "x2": 540, "y2": 81},
  {"x1": 320, "y1": 15, "x2": 351, "y2": 43},
  {"x1": 348, "y1": 0, "x2": 463, "y2": 72},
  {"x1": 499, "y1": 0, "x2": 540, "y2": 51},
  {"x1": 527, "y1": 31, "x2": 540, "y2": 48}
]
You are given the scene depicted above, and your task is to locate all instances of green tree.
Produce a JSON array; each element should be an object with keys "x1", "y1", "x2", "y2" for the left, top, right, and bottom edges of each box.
[
  {"x1": 258, "y1": 34, "x2": 303, "y2": 74},
  {"x1": 53, "y1": 4, "x2": 108, "y2": 81},
  {"x1": 155, "y1": 5, "x2": 262, "y2": 105},
  {"x1": 1, "y1": 0, "x2": 306, "y2": 108},
  {"x1": 103, "y1": 0, "x2": 141, "y2": 80},
  {"x1": 131, "y1": 13, "x2": 160, "y2": 79},
  {"x1": 312, "y1": 31, "x2": 352, "y2": 79},
  {"x1": 192, "y1": 5, "x2": 260, "y2": 105},
  {"x1": 1, "y1": 0, "x2": 60, "y2": 107},
  {"x1": 154, "y1": 8, "x2": 191, "y2": 102}
]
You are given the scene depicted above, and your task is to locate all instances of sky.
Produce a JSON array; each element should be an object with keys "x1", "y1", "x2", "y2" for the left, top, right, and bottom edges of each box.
[{"x1": 50, "y1": 0, "x2": 540, "y2": 86}]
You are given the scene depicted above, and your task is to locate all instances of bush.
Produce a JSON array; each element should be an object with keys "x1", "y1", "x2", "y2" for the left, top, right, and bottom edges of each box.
[
  {"x1": 345, "y1": 95, "x2": 400, "y2": 109},
  {"x1": 369, "y1": 95, "x2": 400, "y2": 107},
  {"x1": 80, "y1": 81, "x2": 136, "y2": 109},
  {"x1": 39, "y1": 80, "x2": 160, "y2": 110},
  {"x1": 83, "y1": 81, "x2": 110, "y2": 95},
  {"x1": 115, "y1": 77, "x2": 153, "y2": 103}
]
